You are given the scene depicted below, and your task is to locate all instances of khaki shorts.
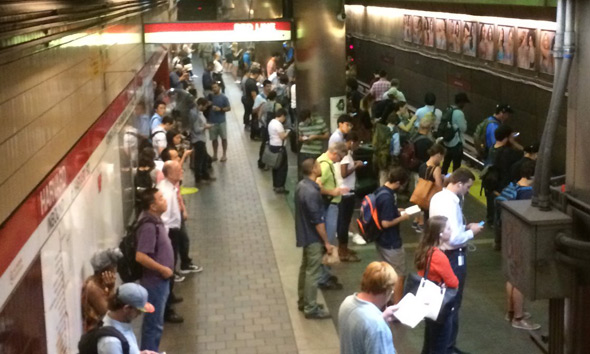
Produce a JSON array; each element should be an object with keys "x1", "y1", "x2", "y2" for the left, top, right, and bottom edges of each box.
[
  {"x1": 376, "y1": 245, "x2": 407, "y2": 276},
  {"x1": 209, "y1": 122, "x2": 227, "y2": 140}
]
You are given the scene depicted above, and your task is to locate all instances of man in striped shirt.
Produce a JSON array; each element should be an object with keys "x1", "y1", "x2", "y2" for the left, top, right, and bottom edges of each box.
[
  {"x1": 369, "y1": 70, "x2": 390, "y2": 102},
  {"x1": 298, "y1": 109, "x2": 329, "y2": 171}
]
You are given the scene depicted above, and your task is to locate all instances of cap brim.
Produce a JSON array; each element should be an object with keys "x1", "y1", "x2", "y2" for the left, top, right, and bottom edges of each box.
[{"x1": 140, "y1": 302, "x2": 155, "y2": 313}]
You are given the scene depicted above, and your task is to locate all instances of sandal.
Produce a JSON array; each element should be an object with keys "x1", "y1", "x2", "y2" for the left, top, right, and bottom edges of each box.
[
  {"x1": 220, "y1": 156, "x2": 227, "y2": 162},
  {"x1": 340, "y1": 253, "x2": 361, "y2": 262}
]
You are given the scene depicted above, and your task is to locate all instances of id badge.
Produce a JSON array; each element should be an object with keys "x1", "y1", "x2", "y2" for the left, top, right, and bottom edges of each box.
[{"x1": 458, "y1": 255, "x2": 465, "y2": 267}]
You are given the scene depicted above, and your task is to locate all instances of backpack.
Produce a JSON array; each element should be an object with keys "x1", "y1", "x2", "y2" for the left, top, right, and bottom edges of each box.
[
  {"x1": 78, "y1": 323, "x2": 130, "y2": 354},
  {"x1": 400, "y1": 134, "x2": 431, "y2": 170},
  {"x1": 117, "y1": 218, "x2": 159, "y2": 283},
  {"x1": 436, "y1": 106, "x2": 458, "y2": 143},
  {"x1": 473, "y1": 117, "x2": 494, "y2": 159},
  {"x1": 265, "y1": 102, "x2": 279, "y2": 125},
  {"x1": 356, "y1": 188, "x2": 391, "y2": 243}
]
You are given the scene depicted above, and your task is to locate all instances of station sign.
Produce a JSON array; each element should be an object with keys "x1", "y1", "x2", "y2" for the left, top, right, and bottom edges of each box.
[{"x1": 144, "y1": 21, "x2": 292, "y2": 43}]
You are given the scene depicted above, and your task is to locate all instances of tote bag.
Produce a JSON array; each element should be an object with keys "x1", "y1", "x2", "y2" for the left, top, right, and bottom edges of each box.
[{"x1": 410, "y1": 166, "x2": 442, "y2": 210}]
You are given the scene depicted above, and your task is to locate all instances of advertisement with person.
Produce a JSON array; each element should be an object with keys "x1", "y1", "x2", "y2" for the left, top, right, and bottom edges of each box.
[
  {"x1": 462, "y1": 21, "x2": 476, "y2": 57},
  {"x1": 517, "y1": 28, "x2": 537, "y2": 70},
  {"x1": 424, "y1": 17, "x2": 435, "y2": 47},
  {"x1": 435, "y1": 19, "x2": 447, "y2": 50},
  {"x1": 403, "y1": 15, "x2": 412, "y2": 42},
  {"x1": 447, "y1": 19, "x2": 461, "y2": 53},
  {"x1": 478, "y1": 23, "x2": 495, "y2": 61},
  {"x1": 539, "y1": 30, "x2": 555, "y2": 74},
  {"x1": 497, "y1": 26, "x2": 515, "y2": 66},
  {"x1": 413, "y1": 16, "x2": 425, "y2": 45}
]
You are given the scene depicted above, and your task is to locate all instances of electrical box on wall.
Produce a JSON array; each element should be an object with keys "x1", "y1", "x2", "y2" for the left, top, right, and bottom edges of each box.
[{"x1": 500, "y1": 199, "x2": 573, "y2": 301}]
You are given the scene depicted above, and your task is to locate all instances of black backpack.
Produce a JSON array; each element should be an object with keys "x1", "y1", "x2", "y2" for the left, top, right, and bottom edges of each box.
[
  {"x1": 118, "y1": 218, "x2": 159, "y2": 283},
  {"x1": 78, "y1": 323, "x2": 129, "y2": 354},
  {"x1": 436, "y1": 106, "x2": 458, "y2": 143}
]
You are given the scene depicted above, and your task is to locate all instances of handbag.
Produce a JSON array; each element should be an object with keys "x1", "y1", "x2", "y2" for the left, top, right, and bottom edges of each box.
[
  {"x1": 262, "y1": 143, "x2": 284, "y2": 169},
  {"x1": 322, "y1": 247, "x2": 340, "y2": 266},
  {"x1": 403, "y1": 249, "x2": 458, "y2": 323},
  {"x1": 410, "y1": 166, "x2": 442, "y2": 210}
]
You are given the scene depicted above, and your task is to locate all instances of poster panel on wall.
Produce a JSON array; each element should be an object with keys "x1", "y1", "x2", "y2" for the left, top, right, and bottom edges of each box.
[
  {"x1": 403, "y1": 15, "x2": 412, "y2": 42},
  {"x1": 539, "y1": 30, "x2": 555, "y2": 74},
  {"x1": 462, "y1": 21, "x2": 476, "y2": 57},
  {"x1": 424, "y1": 17, "x2": 435, "y2": 47},
  {"x1": 435, "y1": 19, "x2": 447, "y2": 50},
  {"x1": 517, "y1": 28, "x2": 537, "y2": 70},
  {"x1": 447, "y1": 19, "x2": 461, "y2": 53},
  {"x1": 497, "y1": 26, "x2": 516, "y2": 66},
  {"x1": 412, "y1": 16, "x2": 425, "y2": 45},
  {"x1": 478, "y1": 23, "x2": 495, "y2": 61},
  {"x1": 330, "y1": 96, "x2": 346, "y2": 130}
]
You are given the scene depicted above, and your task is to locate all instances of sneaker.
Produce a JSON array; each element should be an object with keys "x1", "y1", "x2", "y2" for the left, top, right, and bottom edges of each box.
[
  {"x1": 304, "y1": 309, "x2": 331, "y2": 319},
  {"x1": 298, "y1": 303, "x2": 325, "y2": 312},
  {"x1": 411, "y1": 221, "x2": 419, "y2": 229},
  {"x1": 352, "y1": 233, "x2": 367, "y2": 245},
  {"x1": 505, "y1": 311, "x2": 531, "y2": 322},
  {"x1": 179, "y1": 264, "x2": 204, "y2": 274},
  {"x1": 512, "y1": 318, "x2": 541, "y2": 330},
  {"x1": 174, "y1": 273, "x2": 186, "y2": 283},
  {"x1": 164, "y1": 310, "x2": 184, "y2": 324},
  {"x1": 415, "y1": 224, "x2": 424, "y2": 233}
]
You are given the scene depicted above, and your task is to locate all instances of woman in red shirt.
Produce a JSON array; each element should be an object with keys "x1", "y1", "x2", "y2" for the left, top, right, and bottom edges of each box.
[{"x1": 415, "y1": 216, "x2": 459, "y2": 354}]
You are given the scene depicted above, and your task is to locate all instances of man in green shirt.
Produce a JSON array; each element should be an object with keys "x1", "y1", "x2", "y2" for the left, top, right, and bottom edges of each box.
[
  {"x1": 316, "y1": 142, "x2": 348, "y2": 290},
  {"x1": 298, "y1": 109, "x2": 329, "y2": 167}
]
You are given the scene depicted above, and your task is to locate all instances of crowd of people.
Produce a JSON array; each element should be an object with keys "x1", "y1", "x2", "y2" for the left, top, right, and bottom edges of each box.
[{"x1": 78, "y1": 38, "x2": 542, "y2": 353}]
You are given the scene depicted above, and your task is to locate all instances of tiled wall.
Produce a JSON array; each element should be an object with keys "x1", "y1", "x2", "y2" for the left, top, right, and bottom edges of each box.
[{"x1": 0, "y1": 6, "x2": 172, "y2": 225}]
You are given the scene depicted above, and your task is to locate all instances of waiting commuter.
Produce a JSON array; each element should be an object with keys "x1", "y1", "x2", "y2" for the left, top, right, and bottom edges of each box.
[
  {"x1": 383, "y1": 78, "x2": 406, "y2": 103},
  {"x1": 298, "y1": 109, "x2": 329, "y2": 170},
  {"x1": 242, "y1": 67, "x2": 261, "y2": 133},
  {"x1": 81, "y1": 248, "x2": 123, "y2": 333},
  {"x1": 202, "y1": 62, "x2": 214, "y2": 98},
  {"x1": 328, "y1": 114, "x2": 353, "y2": 146},
  {"x1": 152, "y1": 116, "x2": 174, "y2": 159},
  {"x1": 252, "y1": 79, "x2": 272, "y2": 141},
  {"x1": 296, "y1": 159, "x2": 333, "y2": 319},
  {"x1": 169, "y1": 64, "x2": 189, "y2": 90},
  {"x1": 257, "y1": 90, "x2": 282, "y2": 170},
  {"x1": 95, "y1": 283, "x2": 158, "y2": 354},
  {"x1": 336, "y1": 132, "x2": 363, "y2": 262},
  {"x1": 429, "y1": 168, "x2": 484, "y2": 354},
  {"x1": 135, "y1": 188, "x2": 173, "y2": 351},
  {"x1": 415, "y1": 216, "x2": 459, "y2": 354},
  {"x1": 338, "y1": 261, "x2": 398, "y2": 354},
  {"x1": 267, "y1": 108, "x2": 291, "y2": 194},
  {"x1": 209, "y1": 82, "x2": 230, "y2": 162},
  {"x1": 509, "y1": 143, "x2": 538, "y2": 183},
  {"x1": 150, "y1": 101, "x2": 167, "y2": 133},
  {"x1": 190, "y1": 98, "x2": 214, "y2": 184},
  {"x1": 441, "y1": 93, "x2": 470, "y2": 175},
  {"x1": 373, "y1": 166, "x2": 411, "y2": 304},
  {"x1": 369, "y1": 70, "x2": 390, "y2": 102},
  {"x1": 481, "y1": 104, "x2": 519, "y2": 161},
  {"x1": 346, "y1": 77, "x2": 363, "y2": 114},
  {"x1": 414, "y1": 92, "x2": 443, "y2": 130},
  {"x1": 418, "y1": 144, "x2": 446, "y2": 221},
  {"x1": 317, "y1": 142, "x2": 349, "y2": 290}
]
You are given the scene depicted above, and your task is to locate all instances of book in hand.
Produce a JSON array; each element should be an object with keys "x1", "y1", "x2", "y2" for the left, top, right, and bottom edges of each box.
[
  {"x1": 401, "y1": 205, "x2": 421, "y2": 217},
  {"x1": 392, "y1": 293, "x2": 428, "y2": 328}
]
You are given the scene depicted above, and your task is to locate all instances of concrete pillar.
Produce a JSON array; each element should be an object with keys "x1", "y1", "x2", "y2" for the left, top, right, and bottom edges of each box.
[{"x1": 293, "y1": 0, "x2": 346, "y2": 130}]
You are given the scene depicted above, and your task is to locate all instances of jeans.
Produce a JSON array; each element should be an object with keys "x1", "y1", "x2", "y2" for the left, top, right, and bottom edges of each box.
[
  {"x1": 319, "y1": 203, "x2": 339, "y2": 284},
  {"x1": 422, "y1": 316, "x2": 453, "y2": 354},
  {"x1": 141, "y1": 278, "x2": 170, "y2": 351},
  {"x1": 337, "y1": 194, "x2": 355, "y2": 246},
  {"x1": 192, "y1": 141, "x2": 210, "y2": 182},
  {"x1": 297, "y1": 242, "x2": 324, "y2": 314},
  {"x1": 258, "y1": 127, "x2": 269, "y2": 167},
  {"x1": 442, "y1": 143, "x2": 463, "y2": 175},
  {"x1": 444, "y1": 248, "x2": 468, "y2": 352},
  {"x1": 269, "y1": 145, "x2": 288, "y2": 188},
  {"x1": 242, "y1": 97, "x2": 253, "y2": 127}
]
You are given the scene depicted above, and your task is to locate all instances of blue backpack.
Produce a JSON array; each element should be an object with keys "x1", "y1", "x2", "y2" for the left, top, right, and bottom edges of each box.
[{"x1": 356, "y1": 188, "x2": 390, "y2": 243}]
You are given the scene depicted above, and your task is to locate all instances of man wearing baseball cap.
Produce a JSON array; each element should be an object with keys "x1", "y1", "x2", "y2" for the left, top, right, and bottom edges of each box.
[
  {"x1": 97, "y1": 283, "x2": 158, "y2": 354},
  {"x1": 484, "y1": 103, "x2": 517, "y2": 153}
]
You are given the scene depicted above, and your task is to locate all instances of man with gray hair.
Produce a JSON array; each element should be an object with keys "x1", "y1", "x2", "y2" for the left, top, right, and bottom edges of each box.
[
  {"x1": 170, "y1": 64, "x2": 189, "y2": 90},
  {"x1": 316, "y1": 142, "x2": 349, "y2": 290}
]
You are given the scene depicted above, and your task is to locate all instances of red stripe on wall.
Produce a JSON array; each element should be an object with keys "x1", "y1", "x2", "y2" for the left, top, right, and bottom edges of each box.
[
  {"x1": 144, "y1": 21, "x2": 292, "y2": 33},
  {"x1": 0, "y1": 49, "x2": 167, "y2": 277}
]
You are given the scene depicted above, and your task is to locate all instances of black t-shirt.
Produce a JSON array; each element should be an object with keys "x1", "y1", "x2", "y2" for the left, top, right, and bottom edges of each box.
[
  {"x1": 489, "y1": 145, "x2": 524, "y2": 190},
  {"x1": 244, "y1": 78, "x2": 259, "y2": 104},
  {"x1": 510, "y1": 156, "x2": 535, "y2": 182},
  {"x1": 375, "y1": 186, "x2": 402, "y2": 249},
  {"x1": 413, "y1": 134, "x2": 434, "y2": 168}
]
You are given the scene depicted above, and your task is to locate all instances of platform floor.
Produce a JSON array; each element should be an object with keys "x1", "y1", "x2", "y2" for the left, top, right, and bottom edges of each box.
[{"x1": 158, "y1": 65, "x2": 548, "y2": 354}]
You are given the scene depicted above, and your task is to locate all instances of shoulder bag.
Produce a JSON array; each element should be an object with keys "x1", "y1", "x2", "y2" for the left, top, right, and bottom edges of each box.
[{"x1": 410, "y1": 166, "x2": 442, "y2": 210}]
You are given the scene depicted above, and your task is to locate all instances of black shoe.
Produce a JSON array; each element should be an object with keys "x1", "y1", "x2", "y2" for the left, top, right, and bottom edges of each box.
[
  {"x1": 164, "y1": 311, "x2": 184, "y2": 323},
  {"x1": 318, "y1": 280, "x2": 343, "y2": 290},
  {"x1": 329, "y1": 275, "x2": 339, "y2": 283},
  {"x1": 169, "y1": 294, "x2": 184, "y2": 304},
  {"x1": 452, "y1": 348, "x2": 472, "y2": 354}
]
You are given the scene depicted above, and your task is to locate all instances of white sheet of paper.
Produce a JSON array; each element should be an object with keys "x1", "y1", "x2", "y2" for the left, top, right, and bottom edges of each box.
[
  {"x1": 392, "y1": 293, "x2": 428, "y2": 328},
  {"x1": 404, "y1": 205, "x2": 422, "y2": 216}
]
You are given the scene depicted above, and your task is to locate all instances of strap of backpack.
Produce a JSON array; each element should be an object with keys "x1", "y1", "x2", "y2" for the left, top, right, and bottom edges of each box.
[{"x1": 96, "y1": 326, "x2": 130, "y2": 354}]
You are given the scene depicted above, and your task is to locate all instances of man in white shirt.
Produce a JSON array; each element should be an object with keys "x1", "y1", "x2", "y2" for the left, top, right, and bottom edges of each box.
[
  {"x1": 152, "y1": 116, "x2": 174, "y2": 159},
  {"x1": 328, "y1": 114, "x2": 353, "y2": 146},
  {"x1": 97, "y1": 283, "x2": 158, "y2": 354},
  {"x1": 429, "y1": 168, "x2": 483, "y2": 354},
  {"x1": 414, "y1": 92, "x2": 443, "y2": 130}
]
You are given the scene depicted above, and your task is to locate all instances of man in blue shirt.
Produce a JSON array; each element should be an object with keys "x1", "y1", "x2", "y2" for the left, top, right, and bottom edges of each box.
[
  {"x1": 374, "y1": 166, "x2": 410, "y2": 304},
  {"x1": 484, "y1": 104, "x2": 514, "y2": 152},
  {"x1": 150, "y1": 101, "x2": 166, "y2": 133},
  {"x1": 208, "y1": 82, "x2": 231, "y2": 162},
  {"x1": 296, "y1": 158, "x2": 333, "y2": 319}
]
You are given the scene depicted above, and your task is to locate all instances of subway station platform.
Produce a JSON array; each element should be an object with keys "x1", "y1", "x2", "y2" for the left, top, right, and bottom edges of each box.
[{"x1": 158, "y1": 67, "x2": 549, "y2": 354}]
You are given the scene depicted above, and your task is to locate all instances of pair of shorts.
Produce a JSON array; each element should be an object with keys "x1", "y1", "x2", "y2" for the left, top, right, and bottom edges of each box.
[
  {"x1": 376, "y1": 245, "x2": 407, "y2": 276},
  {"x1": 209, "y1": 122, "x2": 227, "y2": 140}
]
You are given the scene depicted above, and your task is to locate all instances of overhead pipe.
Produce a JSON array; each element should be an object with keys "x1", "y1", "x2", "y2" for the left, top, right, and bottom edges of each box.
[{"x1": 533, "y1": 0, "x2": 575, "y2": 210}]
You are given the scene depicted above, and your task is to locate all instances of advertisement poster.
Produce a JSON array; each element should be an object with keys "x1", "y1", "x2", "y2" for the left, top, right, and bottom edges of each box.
[
  {"x1": 517, "y1": 28, "x2": 537, "y2": 70},
  {"x1": 539, "y1": 30, "x2": 555, "y2": 74},
  {"x1": 435, "y1": 19, "x2": 447, "y2": 50},
  {"x1": 330, "y1": 96, "x2": 347, "y2": 130},
  {"x1": 447, "y1": 19, "x2": 461, "y2": 53},
  {"x1": 462, "y1": 21, "x2": 476, "y2": 57},
  {"x1": 497, "y1": 26, "x2": 515, "y2": 65},
  {"x1": 478, "y1": 23, "x2": 495, "y2": 61},
  {"x1": 412, "y1": 16, "x2": 425, "y2": 45},
  {"x1": 424, "y1": 17, "x2": 435, "y2": 47},
  {"x1": 403, "y1": 15, "x2": 412, "y2": 42}
]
